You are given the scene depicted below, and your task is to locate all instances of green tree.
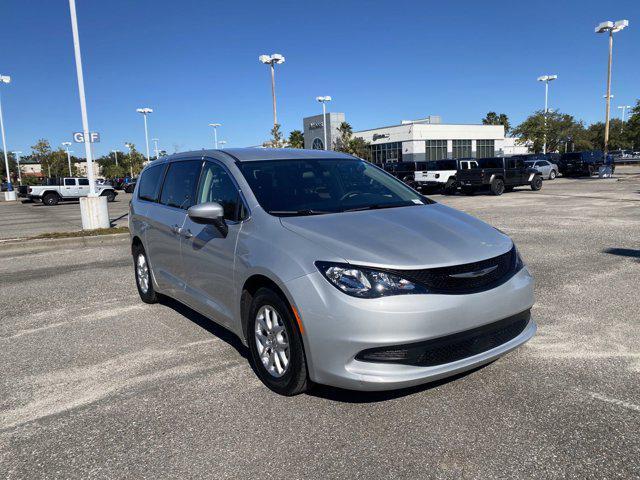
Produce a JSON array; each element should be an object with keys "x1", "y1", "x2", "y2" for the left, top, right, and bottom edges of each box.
[
  {"x1": 97, "y1": 153, "x2": 126, "y2": 179},
  {"x1": 512, "y1": 110, "x2": 591, "y2": 153},
  {"x1": 122, "y1": 143, "x2": 145, "y2": 176},
  {"x1": 0, "y1": 151, "x2": 18, "y2": 183},
  {"x1": 586, "y1": 120, "x2": 627, "y2": 150},
  {"x1": 31, "y1": 139, "x2": 53, "y2": 176},
  {"x1": 623, "y1": 99, "x2": 640, "y2": 151},
  {"x1": 482, "y1": 112, "x2": 511, "y2": 135},
  {"x1": 334, "y1": 122, "x2": 371, "y2": 160},
  {"x1": 288, "y1": 130, "x2": 304, "y2": 148},
  {"x1": 263, "y1": 124, "x2": 285, "y2": 148}
]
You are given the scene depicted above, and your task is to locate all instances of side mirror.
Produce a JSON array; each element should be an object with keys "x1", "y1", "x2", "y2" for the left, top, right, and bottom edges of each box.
[{"x1": 187, "y1": 202, "x2": 228, "y2": 235}]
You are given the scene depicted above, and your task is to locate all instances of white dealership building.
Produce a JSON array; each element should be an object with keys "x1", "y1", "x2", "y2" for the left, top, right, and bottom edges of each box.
[{"x1": 303, "y1": 113, "x2": 528, "y2": 163}]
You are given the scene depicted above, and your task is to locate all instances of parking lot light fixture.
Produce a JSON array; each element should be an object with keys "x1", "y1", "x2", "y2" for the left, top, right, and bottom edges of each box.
[
  {"x1": 0, "y1": 74, "x2": 14, "y2": 196},
  {"x1": 125, "y1": 142, "x2": 134, "y2": 178},
  {"x1": 537, "y1": 75, "x2": 557, "y2": 154},
  {"x1": 259, "y1": 54, "x2": 285, "y2": 129},
  {"x1": 151, "y1": 138, "x2": 160, "y2": 159},
  {"x1": 12, "y1": 151, "x2": 22, "y2": 185},
  {"x1": 62, "y1": 142, "x2": 73, "y2": 176},
  {"x1": 596, "y1": 19, "x2": 629, "y2": 154},
  {"x1": 208, "y1": 123, "x2": 222, "y2": 149},
  {"x1": 218, "y1": 140, "x2": 227, "y2": 148},
  {"x1": 136, "y1": 107, "x2": 153, "y2": 163},
  {"x1": 316, "y1": 96, "x2": 332, "y2": 150},
  {"x1": 618, "y1": 105, "x2": 632, "y2": 132}
]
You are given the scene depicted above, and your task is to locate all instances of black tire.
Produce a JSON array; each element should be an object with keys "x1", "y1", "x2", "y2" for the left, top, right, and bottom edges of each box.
[
  {"x1": 461, "y1": 186, "x2": 475, "y2": 196},
  {"x1": 549, "y1": 170, "x2": 557, "y2": 180},
  {"x1": 133, "y1": 244, "x2": 159, "y2": 304},
  {"x1": 247, "y1": 287, "x2": 309, "y2": 396},
  {"x1": 103, "y1": 190, "x2": 116, "y2": 202},
  {"x1": 42, "y1": 193, "x2": 60, "y2": 206},
  {"x1": 490, "y1": 178, "x2": 505, "y2": 196},
  {"x1": 443, "y1": 179, "x2": 457, "y2": 195},
  {"x1": 531, "y1": 176, "x2": 543, "y2": 191}
]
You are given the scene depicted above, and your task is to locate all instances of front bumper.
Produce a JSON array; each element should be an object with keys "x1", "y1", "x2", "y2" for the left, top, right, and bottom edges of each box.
[{"x1": 285, "y1": 267, "x2": 535, "y2": 391}]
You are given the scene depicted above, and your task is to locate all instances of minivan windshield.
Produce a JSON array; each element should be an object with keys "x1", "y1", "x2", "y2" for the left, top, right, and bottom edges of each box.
[{"x1": 239, "y1": 158, "x2": 430, "y2": 216}]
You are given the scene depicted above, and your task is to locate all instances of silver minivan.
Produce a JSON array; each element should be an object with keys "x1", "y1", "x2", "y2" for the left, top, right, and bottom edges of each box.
[{"x1": 129, "y1": 148, "x2": 536, "y2": 395}]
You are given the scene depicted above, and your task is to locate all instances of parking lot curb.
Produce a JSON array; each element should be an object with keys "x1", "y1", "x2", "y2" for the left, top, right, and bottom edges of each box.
[{"x1": 0, "y1": 232, "x2": 130, "y2": 254}]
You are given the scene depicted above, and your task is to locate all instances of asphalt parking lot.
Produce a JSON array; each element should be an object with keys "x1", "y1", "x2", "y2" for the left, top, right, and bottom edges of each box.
[
  {"x1": 0, "y1": 193, "x2": 131, "y2": 240},
  {"x1": 1, "y1": 168, "x2": 639, "y2": 479}
]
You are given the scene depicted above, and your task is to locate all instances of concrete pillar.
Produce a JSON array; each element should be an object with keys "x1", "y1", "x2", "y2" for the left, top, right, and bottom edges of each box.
[
  {"x1": 80, "y1": 196, "x2": 110, "y2": 230},
  {"x1": 4, "y1": 190, "x2": 17, "y2": 201}
]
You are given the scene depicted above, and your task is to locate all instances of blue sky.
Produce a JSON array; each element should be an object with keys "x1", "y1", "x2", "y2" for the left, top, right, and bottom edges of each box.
[{"x1": 1, "y1": 0, "x2": 638, "y2": 158}]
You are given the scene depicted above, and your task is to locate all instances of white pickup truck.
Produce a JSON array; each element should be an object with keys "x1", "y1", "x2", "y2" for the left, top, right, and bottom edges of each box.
[
  {"x1": 27, "y1": 177, "x2": 117, "y2": 205},
  {"x1": 414, "y1": 159, "x2": 478, "y2": 194}
]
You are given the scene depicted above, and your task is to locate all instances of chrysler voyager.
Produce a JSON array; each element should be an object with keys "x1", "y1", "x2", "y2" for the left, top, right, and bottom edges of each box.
[{"x1": 129, "y1": 149, "x2": 536, "y2": 395}]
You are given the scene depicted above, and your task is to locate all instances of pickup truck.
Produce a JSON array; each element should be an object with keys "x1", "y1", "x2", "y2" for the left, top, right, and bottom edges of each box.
[
  {"x1": 457, "y1": 156, "x2": 543, "y2": 196},
  {"x1": 27, "y1": 177, "x2": 117, "y2": 205},
  {"x1": 558, "y1": 151, "x2": 606, "y2": 176},
  {"x1": 414, "y1": 159, "x2": 478, "y2": 194}
]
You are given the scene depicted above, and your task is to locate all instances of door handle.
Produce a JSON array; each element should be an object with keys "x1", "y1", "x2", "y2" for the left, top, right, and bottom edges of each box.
[
  {"x1": 170, "y1": 224, "x2": 181, "y2": 235},
  {"x1": 183, "y1": 229, "x2": 193, "y2": 239}
]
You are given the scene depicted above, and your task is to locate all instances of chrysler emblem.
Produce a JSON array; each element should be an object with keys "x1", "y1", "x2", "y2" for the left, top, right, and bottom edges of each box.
[{"x1": 449, "y1": 265, "x2": 498, "y2": 279}]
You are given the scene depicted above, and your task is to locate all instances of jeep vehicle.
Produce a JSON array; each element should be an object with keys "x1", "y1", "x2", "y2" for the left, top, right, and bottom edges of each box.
[
  {"x1": 27, "y1": 177, "x2": 117, "y2": 205},
  {"x1": 457, "y1": 157, "x2": 543, "y2": 196},
  {"x1": 382, "y1": 161, "x2": 427, "y2": 187},
  {"x1": 414, "y1": 159, "x2": 478, "y2": 194},
  {"x1": 558, "y1": 151, "x2": 604, "y2": 177}
]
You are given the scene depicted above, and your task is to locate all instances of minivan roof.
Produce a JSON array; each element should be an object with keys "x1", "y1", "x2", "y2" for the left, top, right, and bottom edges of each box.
[{"x1": 163, "y1": 148, "x2": 356, "y2": 163}]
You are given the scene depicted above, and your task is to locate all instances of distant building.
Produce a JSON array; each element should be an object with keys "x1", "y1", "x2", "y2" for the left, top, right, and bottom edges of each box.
[
  {"x1": 18, "y1": 158, "x2": 43, "y2": 176},
  {"x1": 302, "y1": 113, "x2": 511, "y2": 163},
  {"x1": 497, "y1": 137, "x2": 532, "y2": 156},
  {"x1": 74, "y1": 160, "x2": 101, "y2": 178},
  {"x1": 303, "y1": 112, "x2": 346, "y2": 150}
]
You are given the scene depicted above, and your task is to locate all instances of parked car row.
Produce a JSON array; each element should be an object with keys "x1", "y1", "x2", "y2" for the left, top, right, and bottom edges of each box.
[{"x1": 382, "y1": 150, "x2": 620, "y2": 196}]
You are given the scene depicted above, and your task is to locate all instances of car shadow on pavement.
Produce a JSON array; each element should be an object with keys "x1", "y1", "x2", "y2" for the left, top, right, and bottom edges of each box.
[
  {"x1": 308, "y1": 364, "x2": 489, "y2": 403},
  {"x1": 158, "y1": 296, "x2": 249, "y2": 360},
  {"x1": 602, "y1": 247, "x2": 640, "y2": 261}
]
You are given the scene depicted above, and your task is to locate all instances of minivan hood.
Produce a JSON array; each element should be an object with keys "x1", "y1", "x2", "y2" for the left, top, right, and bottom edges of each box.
[{"x1": 280, "y1": 204, "x2": 512, "y2": 269}]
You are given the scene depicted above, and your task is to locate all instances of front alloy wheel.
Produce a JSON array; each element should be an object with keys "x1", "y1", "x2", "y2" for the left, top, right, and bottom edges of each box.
[
  {"x1": 247, "y1": 288, "x2": 309, "y2": 395},
  {"x1": 254, "y1": 305, "x2": 290, "y2": 377}
]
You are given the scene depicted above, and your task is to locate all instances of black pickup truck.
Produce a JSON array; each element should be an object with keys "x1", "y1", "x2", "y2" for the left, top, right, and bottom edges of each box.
[{"x1": 456, "y1": 156, "x2": 543, "y2": 195}]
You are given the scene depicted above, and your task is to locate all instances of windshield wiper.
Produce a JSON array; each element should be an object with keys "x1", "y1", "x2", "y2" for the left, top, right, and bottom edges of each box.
[
  {"x1": 342, "y1": 203, "x2": 416, "y2": 212},
  {"x1": 269, "y1": 209, "x2": 335, "y2": 216}
]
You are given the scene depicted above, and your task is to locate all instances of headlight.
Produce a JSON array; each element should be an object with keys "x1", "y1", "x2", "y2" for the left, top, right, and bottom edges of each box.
[{"x1": 315, "y1": 261, "x2": 428, "y2": 298}]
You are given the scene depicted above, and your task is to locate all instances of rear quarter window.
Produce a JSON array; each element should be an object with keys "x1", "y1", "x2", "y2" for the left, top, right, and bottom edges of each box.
[{"x1": 137, "y1": 164, "x2": 166, "y2": 202}]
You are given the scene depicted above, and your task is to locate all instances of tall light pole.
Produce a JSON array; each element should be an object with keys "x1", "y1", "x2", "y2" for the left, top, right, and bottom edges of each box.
[
  {"x1": 62, "y1": 142, "x2": 73, "y2": 176},
  {"x1": 111, "y1": 149, "x2": 118, "y2": 166},
  {"x1": 0, "y1": 74, "x2": 15, "y2": 200},
  {"x1": 258, "y1": 54, "x2": 285, "y2": 129},
  {"x1": 136, "y1": 107, "x2": 153, "y2": 162},
  {"x1": 208, "y1": 123, "x2": 221, "y2": 149},
  {"x1": 12, "y1": 151, "x2": 22, "y2": 185},
  {"x1": 151, "y1": 138, "x2": 159, "y2": 159},
  {"x1": 537, "y1": 75, "x2": 557, "y2": 154},
  {"x1": 125, "y1": 143, "x2": 134, "y2": 178},
  {"x1": 68, "y1": 0, "x2": 99, "y2": 199},
  {"x1": 596, "y1": 19, "x2": 629, "y2": 154},
  {"x1": 316, "y1": 96, "x2": 332, "y2": 150},
  {"x1": 618, "y1": 105, "x2": 631, "y2": 133}
]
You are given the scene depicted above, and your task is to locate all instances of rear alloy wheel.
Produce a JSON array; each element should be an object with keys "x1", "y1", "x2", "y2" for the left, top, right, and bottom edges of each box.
[
  {"x1": 43, "y1": 193, "x2": 60, "y2": 206},
  {"x1": 247, "y1": 288, "x2": 308, "y2": 396},
  {"x1": 443, "y1": 179, "x2": 457, "y2": 195},
  {"x1": 549, "y1": 170, "x2": 557, "y2": 180},
  {"x1": 133, "y1": 245, "x2": 159, "y2": 304},
  {"x1": 490, "y1": 178, "x2": 505, "y2": 196},
  {"x1": 531, "y1": 176, "x2": 543, "y2": 191},
  {"x1": 103, "y1": 191, "x2": 116, "y2": 202}
]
